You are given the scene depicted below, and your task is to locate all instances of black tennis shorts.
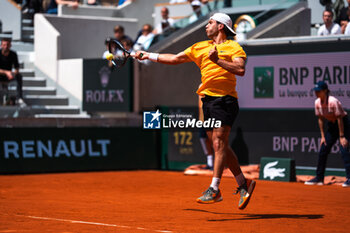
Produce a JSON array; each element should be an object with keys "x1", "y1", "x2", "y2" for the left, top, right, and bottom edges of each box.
[{"x1": 201, "y1": 95, "x2": 239, "y2": 128}]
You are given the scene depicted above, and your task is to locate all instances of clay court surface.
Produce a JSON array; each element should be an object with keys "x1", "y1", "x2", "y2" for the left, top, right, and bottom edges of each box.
[{"x1": 0, "y1": 171, "x2": 349, "y2": 233}]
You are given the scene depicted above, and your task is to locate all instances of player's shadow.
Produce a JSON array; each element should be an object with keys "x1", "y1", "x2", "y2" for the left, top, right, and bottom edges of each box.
[{"x1": 183, "y1": 209, "x2": 323, "y2": 221}]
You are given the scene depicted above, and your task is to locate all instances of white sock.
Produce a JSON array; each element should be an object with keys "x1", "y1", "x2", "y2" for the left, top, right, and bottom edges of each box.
[
  {"x1": 235, "y1": 173, "x2": 246, "y2": 187},
  {"x1": 210, "y1": 177, "x2": 221, "y2": 191},
  {"x1": 207, "y1": 155, "x2": 213, "y2": 167}
]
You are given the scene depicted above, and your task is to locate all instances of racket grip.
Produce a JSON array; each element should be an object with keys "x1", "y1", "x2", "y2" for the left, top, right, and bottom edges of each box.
[{"x1": 131, "y1": 52, "x2": 143, "y2": 58}]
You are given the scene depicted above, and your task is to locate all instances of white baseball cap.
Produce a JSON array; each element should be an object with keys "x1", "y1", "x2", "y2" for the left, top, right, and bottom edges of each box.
[
  {"x1": 191, "y1": 0, "x2": 202, "y2": 6},
  {"x1": 210, "y1": 13, "x2": 236, "y2": 36}
]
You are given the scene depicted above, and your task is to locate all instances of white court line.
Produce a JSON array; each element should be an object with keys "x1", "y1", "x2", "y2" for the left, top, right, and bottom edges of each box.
[{"x1": 18, "y1": 215, "x2": 172, "y2": 233}]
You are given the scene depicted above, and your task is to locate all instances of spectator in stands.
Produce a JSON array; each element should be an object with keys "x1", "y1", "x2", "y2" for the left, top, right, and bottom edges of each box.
[
  {"x1": 0, "y1": 38, "x2": 25, "y2": 106},
  {"x1": 134, "y1": 24, "x2": 155, "y2": 51},
  {"x1": 344, "y1": 8, "x2": 350, "y2": 34},
  {"x1": 153, "y1": 7, "x2": 175, "y2": 35},
  {"x1": 318, "y1": 9, "x2": 342, "y2": 35},
  {"x1": 332, "y1": 0, "x2": 346, "y2": 22},
  {"x1": 85, "y1": 0, "x2": 101, "y2": 6},
  {"x1": 188, "y1": 0, "x2": 202, "y2": 24},
  {"x1": 46, "y1": 0, "x2": 79, "y2": 14},
  {"x1": 103, "y1": 27, "x2": 134, "y2": 65},
  {"x1": 304, "y1": 81, "x2": 350, "y2": 188},
  {"x1": 113, "y1": 25, "x2": 133, "y2": 44},
  {"x1": 340, "y1": 20, "x2": 348, "y2": 33},
  {"x1": 335, "y1": 0, "x2": 349, "y2": 23},
  {"x1": 190, "y1": 0, "x2": 202, "y2": 15},
  {"x1": 344, "y1": 23, "x2": 350, "y2": 34},
  {"x1": 121, "y1": 38, "x2": 133, "y2": 51},
  {"x1": 336, "y1": 0, "x2": 350, "y2": 33}
]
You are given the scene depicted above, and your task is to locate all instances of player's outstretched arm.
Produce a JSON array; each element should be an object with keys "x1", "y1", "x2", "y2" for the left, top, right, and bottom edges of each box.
[{"x1": 135, "y1": 51, "x2": 191, "y2": 65}]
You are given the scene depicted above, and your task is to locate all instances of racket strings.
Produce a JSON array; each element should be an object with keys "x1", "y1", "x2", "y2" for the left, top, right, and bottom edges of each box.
[
  {"x1": 108, "y1": 40, "x2": 130, "y2": 67},
  {"x1": 114, "y1": 54, "x2": 129, "y2": 67}
]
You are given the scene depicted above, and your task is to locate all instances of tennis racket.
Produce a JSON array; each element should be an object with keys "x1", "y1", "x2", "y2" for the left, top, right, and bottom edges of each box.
[{"x1": 107, "y1": 38, "x2": 141, "y2": 67}]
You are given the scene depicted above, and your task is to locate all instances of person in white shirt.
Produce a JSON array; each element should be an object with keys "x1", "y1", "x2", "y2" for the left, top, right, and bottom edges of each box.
[
  {"x1": 153, "y1": 7, "x2": 175, "y2": 35},
  {"x1": 134, "y1": 24, "x2": 155, "y2": 51},
  {"x1": 318, "y1": 9, "x2": 342, "y2": 35},
  {"x1": 344, "y1": 8, "x2": 350, "y2": 35},
  {"x1": 188, "y1": 0, "x2": 202, "y2": 24},
  {"x1": 345, "y1": 22, "x2": 350, "y2": 34}
]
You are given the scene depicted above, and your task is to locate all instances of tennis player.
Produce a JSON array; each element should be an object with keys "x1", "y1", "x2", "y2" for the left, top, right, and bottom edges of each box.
[{"x1": 135, "y1": 13, "x2": 256, "y2": 209}]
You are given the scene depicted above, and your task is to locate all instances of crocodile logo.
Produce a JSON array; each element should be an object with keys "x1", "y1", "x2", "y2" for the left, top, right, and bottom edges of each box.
[{"x1": 263, "y1": 161, "x2": 286, "y2": 180}]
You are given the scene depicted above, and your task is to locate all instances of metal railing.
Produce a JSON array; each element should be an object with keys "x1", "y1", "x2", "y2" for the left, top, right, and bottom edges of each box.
[{"x1": 173, "y1": 0, "x2": 302, "y2": 29}]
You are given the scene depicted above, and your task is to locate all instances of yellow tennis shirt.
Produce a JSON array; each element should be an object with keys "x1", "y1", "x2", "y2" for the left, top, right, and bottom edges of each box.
[{"x1": 184, "y1": 40, "x2": 246, "y2": 98}]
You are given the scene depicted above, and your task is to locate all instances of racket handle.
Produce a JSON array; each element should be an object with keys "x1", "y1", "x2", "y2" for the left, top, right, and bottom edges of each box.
[{"x1": 130, "y1": 52, "x2": 143, "y2": 58}]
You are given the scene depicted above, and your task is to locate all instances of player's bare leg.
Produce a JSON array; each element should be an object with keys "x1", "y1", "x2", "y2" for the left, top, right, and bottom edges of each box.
[
  {"x1": 225, "y1": 146, "x2": 243, "y2": 177},
  {"x1": 196, "y1": 126, "x2": 230, "y2": 204},
  {"x1": 218, "y1": 129, "x2": 256, "y2": 209},
  {"x1": 196, "y1": 128, "x2": 225, "y2": 204},
  {"x1": 212, "y1": 126, "x2": 231, "y2": 179},
  {"x1": 197, "y1": 125, "x2": 256, "y2": 209}
]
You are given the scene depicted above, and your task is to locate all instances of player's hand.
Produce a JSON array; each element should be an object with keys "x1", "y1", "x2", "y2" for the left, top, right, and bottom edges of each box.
[
  {"x1": 209, "y1": 46, "x2": 219, "y2": 63},
  {"x1": 135, "y1": 51, "x2": 148, "y2": 60},
  {"x1": 340, "y1": 137, "x2": 348, "y2": 149},
  {"x1": 5, "y1": 70, "x2": 14, "y2": 80},
  {"x1": 320, "y1": 136, "x2": 327, "y2": 146}
]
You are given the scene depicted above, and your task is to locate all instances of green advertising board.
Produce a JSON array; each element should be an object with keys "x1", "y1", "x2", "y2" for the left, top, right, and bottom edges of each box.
[
  {"x1": 254, "y1": 67, "x2": 274, "y2": 98},
  {"x1": 259, "y1": 157, "x2": 296, "y2": 182}
]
